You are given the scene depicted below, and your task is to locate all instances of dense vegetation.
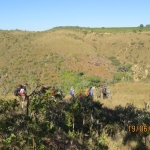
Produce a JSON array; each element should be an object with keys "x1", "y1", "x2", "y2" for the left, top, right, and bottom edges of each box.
[
  {"x1": 53, "y1": 26, "x2": 150, "y2": 33},
  {"x1": 0, "y1": 87, "x2": 150, "y2": 149}
]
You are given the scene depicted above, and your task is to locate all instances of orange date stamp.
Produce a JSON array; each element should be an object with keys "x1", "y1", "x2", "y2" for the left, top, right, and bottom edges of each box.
[{"x1": 128, "y1": 125, "x2": 150, "y2": 132}]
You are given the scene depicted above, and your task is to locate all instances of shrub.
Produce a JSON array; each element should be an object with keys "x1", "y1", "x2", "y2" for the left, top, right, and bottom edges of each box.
[
  {"x1": 60, "y1": 70, "x2": 105, "y2": 94},
  {"x1": 113, "y1": 72, "x2": 133, "y2": 83},
  {"x1": 133, "y1": 30, "x2": 136, "y2": 33},
  {"x1": 131, "y1": 42, "x2": 136, "y2": 45},
  {"x1": 113, "y1": 73, "x2": 122, "y2": 82},
  {"x1": 138, "y1": 41, "x2": 144, "y2": 46},
  {"x1": 109, "y1": 57, "x2": 121, "y2": 66},
  {"x1": 78, "y1": 71, "x2": 84, "y2": 76},
  {"x1": 55, "y1": 61, "x2": 61, "y2": 71},
  {"x1": 86, "y1": 76, "x2": 103, "y2": 87},
  {"x1": 118, "y1": 64, "x2": 132, "y2": 72}
]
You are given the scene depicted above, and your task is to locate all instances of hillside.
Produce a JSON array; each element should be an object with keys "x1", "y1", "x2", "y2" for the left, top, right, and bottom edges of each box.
[{"x1": 0, "y1": 27, "x2": 150, "y2": 96}]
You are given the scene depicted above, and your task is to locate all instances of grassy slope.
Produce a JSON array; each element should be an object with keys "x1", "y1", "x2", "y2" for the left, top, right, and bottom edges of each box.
[
  {"x1": 102, "y1": 82, "x2": 150, "y2": 110},
  {"x1": 0, "y1": 27, "x2": 150, "y2": 99}
]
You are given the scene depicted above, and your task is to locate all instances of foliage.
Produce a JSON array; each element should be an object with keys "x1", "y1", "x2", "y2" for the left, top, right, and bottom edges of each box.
[
  {"x1": 109, "y1": 56, "x2": 133, "y2": 83},
  {"x1": 133, "y1": 29, "x2": 137, "y2": 33},
  {"x1": 0, "y1": 90, "x2": 150, "y2": 149},
  {"x1": 83, "y1": 27, "x2": 150, "y2": 34},
  {"x1": 113, "y1": 72, "x2": 133, "y2": 83},
  {"x1": 60, "y1": 70, "x2": 105, "y2": 94},
  {"x1": 118, "y1": 64, "x2": 132, "y2": 72},
  {"x1": 109, "y1": 56, "x2": 121, "y2": 66},
  {"x1": 140, "y1": 24, "x2": 144, "y2": 28},
  {"x1": 86, "y1": 76, "x2": 104, "y2": 87}
]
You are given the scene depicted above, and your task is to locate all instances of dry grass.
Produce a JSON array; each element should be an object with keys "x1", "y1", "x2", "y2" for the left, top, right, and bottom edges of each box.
[
  {"x1": 98, "y1": 82, "x2": 150, "y2": 110},
  {"x1": 2, "y1": 82, "x2": 150, "y2": 112},
  {"x1": 0, "y1": 27, "x2": 150, "y2": 99}
]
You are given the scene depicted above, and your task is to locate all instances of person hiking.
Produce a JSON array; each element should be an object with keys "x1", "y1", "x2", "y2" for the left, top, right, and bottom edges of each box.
[
  {"x1": 102, "y1": 86, "x2": 107, "y2": 99},
  {"x1": 87, "y1": 87, "x2": 93, "y2": 97},
  {"x1": 14, "y1": 84, "x2": 26, "y2": 109},
  {"x1": 70, "y1": 86, "x2": 75, "y2": 100},
  {"x1": 89, "y1": 87, "x2": 94, "y2": 97}
]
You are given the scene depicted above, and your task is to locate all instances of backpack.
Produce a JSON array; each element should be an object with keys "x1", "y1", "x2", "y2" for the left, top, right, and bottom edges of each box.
[
  {"x1": 14, "y1": 89, "x2": 18, "y2": 96},
  {"x1": 86, "y1": 90, "x2": 90, "y2": 96}
]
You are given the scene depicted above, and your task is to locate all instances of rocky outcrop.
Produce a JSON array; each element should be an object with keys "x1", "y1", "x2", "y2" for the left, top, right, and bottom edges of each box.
[{"x1": 132, "y1": 64, "x2": 149, "y2": 81}]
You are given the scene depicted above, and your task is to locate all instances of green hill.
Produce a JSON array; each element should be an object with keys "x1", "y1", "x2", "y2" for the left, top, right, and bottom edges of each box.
[{"x1": 0, "y1": 27, "x2": 150, "y2": 96}]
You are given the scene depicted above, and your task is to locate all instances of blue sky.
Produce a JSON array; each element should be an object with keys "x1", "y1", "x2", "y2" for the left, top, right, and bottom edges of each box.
[{"x1": 0, "y1": 0, "x2": 149, "y2": 31}]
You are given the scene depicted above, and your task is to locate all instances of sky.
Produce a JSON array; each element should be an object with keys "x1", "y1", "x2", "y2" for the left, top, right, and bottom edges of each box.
[{"x1": 0, "y1": 0, "x2": 150, "y2": 31}]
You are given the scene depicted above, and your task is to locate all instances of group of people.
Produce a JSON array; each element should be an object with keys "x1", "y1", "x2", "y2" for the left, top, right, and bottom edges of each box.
[
  {"x1": 14, "y1": 83, "x2": 109, "y2": 103},
  {"x1": 14, "y1": 84, "x2": 64, "y2": 102},
  {"x1": 69, "y1": 83, "x2": 109, "y2": 100}
]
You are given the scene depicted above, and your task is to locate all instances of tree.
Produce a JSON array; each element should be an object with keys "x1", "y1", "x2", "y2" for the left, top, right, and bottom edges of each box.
[{"x1": 140, "y1": 24, "x2": 144, "y2": 28}]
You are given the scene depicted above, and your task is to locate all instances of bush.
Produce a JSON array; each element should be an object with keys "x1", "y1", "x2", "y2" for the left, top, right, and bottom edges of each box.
[
  {"x1": 109, "y1": 57, "x2": 121, "y2": 66},
  {"x1": 78, "y1": 71, "x2": 84, "y2": 76},
  {"x1": 60, "y1": 70, "x2": 105, "y2": 94},
  {"x1": 113, "y1": 72, "x2": 124, "y2": 82},
  {"x1": 113, "y1": 72, "x2": 133, "y2": 83},
  {"x1": 133, "y1": 30, "x2": 136, "y2": 33},
  {"x1": 118, "y1": 64, "x2": 132, "y2": 72},
  {"x1": 86, "y1": 76, "x2": 103, "y2": 87}
]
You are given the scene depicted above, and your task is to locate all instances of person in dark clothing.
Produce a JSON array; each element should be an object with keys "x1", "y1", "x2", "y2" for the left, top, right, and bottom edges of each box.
[{"x1": 102, "y1": 86, "x2": 107, "y2": 99}]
